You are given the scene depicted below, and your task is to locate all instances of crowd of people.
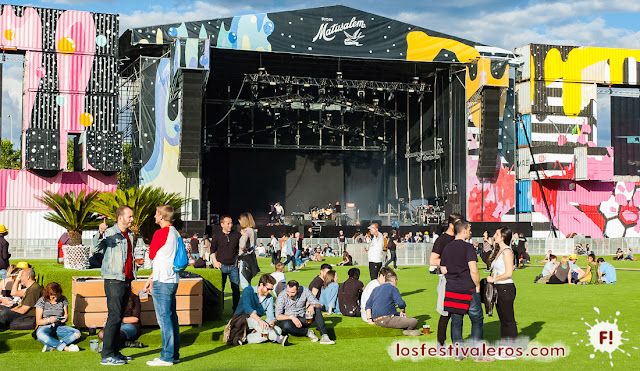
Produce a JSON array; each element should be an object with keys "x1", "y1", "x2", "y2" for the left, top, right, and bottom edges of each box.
[{"x1": 0, "y1": 201, "x2": 631, "y2": 366}]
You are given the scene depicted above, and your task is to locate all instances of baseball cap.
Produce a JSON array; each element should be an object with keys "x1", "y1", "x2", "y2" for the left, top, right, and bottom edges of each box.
[{"x1": 568, "y1": 254, "x2": 577, "y2": 260}]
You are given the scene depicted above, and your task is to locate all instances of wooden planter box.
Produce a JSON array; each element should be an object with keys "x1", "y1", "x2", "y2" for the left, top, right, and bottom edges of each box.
[{"x1": 72, "y1": 276, "x2": 203, "y2": 328}]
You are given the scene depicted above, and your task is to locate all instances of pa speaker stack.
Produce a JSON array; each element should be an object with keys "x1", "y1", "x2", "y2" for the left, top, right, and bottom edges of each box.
[
  {"x1": 477, "y1": 86, "x2": 501, "y2": 179},
  {"x1": 178, "y1": 71, "x2": 203, "y2": 173}
]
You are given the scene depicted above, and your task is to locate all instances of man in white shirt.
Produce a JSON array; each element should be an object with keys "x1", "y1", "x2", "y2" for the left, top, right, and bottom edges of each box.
[
  {"x1": 366, "y1": 223, "x2": 384, "y2": 281},
  {"x1": 360, "y1": 266, "x2": 394, "y2": 322},
  {"x1": 144, "y1": 205, "x2": 180, "y2": 366},
  {"x1": 274, "y1": 203, "x2": 284, "y2": 223}
]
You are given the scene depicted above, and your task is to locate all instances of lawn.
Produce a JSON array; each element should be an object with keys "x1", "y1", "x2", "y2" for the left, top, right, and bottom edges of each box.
[{"x1": 1, "y1": 255, "x2": 638, "y2": 370}]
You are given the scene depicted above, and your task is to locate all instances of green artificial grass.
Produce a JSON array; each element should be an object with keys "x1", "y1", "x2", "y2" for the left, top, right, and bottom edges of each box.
[{"x1": 1, "y1": 255, "x2": 639, "y2": 370}]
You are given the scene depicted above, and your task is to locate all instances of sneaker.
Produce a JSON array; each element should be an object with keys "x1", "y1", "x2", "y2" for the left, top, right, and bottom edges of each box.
[
  {"x1": 100, "y1": 357, "x2": 126, "y2": 366},
  {"x1": 496, "y1": 354, "x2": 517, "y2": 360},
  {"x1": 307, "y1": 329, "x2": 319, "y2": 342},
  {"x1": 125, "y1": 340, "x2": 144, "y2": 348},
  {"x1": 116, "y1": 354, "x2": 132, "y2": 361},
  {"x1": 484, "y1": 269, "x2": 491, "y2": 273},
  {"x1": 42, "y1": 344, "x2": 54, "y2": 352},
  {"x1": 402, "y1": 329, "x2": 422, "y2": 336},
  {"x1": 146, "y1": 358, "x2": 173, "y2": 366},
  {"x1": 67, "y1": 344, "x2": 80, "y2": 352},
  {"x1": 319, "y1": 334, "x2": 335, "y2": 345},
  {"x1": 278, "y1": 334, "x2": 288, "y2": 346}
]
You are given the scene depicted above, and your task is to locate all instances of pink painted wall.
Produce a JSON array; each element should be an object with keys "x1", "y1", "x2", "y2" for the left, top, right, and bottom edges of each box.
[
  {"x1": 0, "y1": 169, "x2": 116, "y2": 211},
  {"x1": 467, "y1": 156, "x2": 516, "y2": 222}
]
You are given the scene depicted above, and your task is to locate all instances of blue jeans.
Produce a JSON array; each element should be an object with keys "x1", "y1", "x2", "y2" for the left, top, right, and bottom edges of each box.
[
  {"x1": 319, "y1": 282, "x2": 341, "y2": 314},
  {"x1": 239, "y1": 260, "x2": 251, "y2": 289},
  {"x1": 219, "y1": 264, "x2": 241, "y2": 311},
  {"x1": 191, "y1": 253, "x2": 200, "y2": 261},
  {"x1": 36, "y1": 324, "x2": 81, "y2": 351},
  {"x1": 450, "y1": 291, "x2": 483, "y2": 346},
  {"x1": 294, "y1": 250, "x2": 301, "y2": 268},
  {"x1": 0, "y1": 269, "x2": 6, "y2": 279},
  {"x1": 152, "y1": 282, "x2": 180, "y2": 363},
  {"x1": 120, "y1": 323, "x2": 137, "y2": 339}
]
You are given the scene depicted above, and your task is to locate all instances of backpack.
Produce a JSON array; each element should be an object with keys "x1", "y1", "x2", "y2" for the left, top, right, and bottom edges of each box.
[{"x1": 173, "y1": 228, "x2": 189, "y2": 272}]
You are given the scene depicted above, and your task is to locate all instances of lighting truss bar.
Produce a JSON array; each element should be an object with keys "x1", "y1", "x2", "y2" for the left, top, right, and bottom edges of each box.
[
  {"x1": 244, "y1": 74, "x2": 431, "y2": 93},
  {"x1": 208, "y1": 143, "x2": 384, "y2": 151}
]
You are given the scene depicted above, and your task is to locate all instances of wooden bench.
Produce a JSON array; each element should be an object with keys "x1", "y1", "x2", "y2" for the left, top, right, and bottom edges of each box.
[{"x1": 72, "y1": 276, "x2": 203, "y2": 328}]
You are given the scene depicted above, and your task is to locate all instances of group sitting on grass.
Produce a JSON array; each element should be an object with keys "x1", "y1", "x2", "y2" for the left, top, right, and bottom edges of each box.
[{"x1": 535, "y1": 253, "x2": 616, "y2": 284}]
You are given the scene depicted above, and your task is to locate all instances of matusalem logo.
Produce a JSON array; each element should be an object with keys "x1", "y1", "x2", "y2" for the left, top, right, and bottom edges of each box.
[{"x1": 312, "y1": 17, "x2": 366, "y2": 47}]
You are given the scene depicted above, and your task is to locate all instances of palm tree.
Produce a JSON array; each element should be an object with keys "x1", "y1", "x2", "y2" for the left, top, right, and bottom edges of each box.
[
  {"x1": 92, "y1": 186, "x2": 185, "y2": 240},
  {"x1": 38, "y1": 190, "x2": 102, "y2": 246}
]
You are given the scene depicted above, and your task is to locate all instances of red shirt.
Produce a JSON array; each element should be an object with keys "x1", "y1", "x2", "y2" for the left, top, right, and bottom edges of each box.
[{"x1": 123, "y1": 231, "x2": 134, "y2": 280}]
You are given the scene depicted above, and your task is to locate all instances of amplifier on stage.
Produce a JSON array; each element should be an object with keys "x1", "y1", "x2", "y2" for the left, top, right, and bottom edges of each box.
[{"x1": 345, "y1": 203, "x2": 356, "y2": 224}]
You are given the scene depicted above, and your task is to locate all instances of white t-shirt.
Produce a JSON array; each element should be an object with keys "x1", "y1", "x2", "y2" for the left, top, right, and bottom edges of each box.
[
  {"x1": 271, "y1": 271, "x2": 286, "y2": 284},
  {"x1": 368, "y1": 234, "x2": 384, "y2": 263},
  {"x1": 361, "y1": 279, "x2": 381, "y2": 321},
  {"x1": 151, "y1": 225, "x2": 180, "y2": 284}
]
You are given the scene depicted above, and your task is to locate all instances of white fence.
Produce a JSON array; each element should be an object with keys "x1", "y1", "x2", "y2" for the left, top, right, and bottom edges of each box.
[{"x1": 526, "y1": 238, "x2": 640, "y2": 256}]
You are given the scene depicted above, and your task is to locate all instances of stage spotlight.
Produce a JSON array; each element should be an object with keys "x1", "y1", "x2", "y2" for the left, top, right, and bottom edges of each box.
[
  {"x1": 357, "y1": 90, "x2": 365, "y2": 98},
  {"x1": 387, "y1": 91, "x2": 395, "y2": 101},
  {"x1": 418, "y1": 92, "x2": 424, "y2": 103},
  {"x1": 336, "y1": 71, "x2": 343, "y2": 80},
  {"x1": 373, "y1": 98, "x2": 379, "y2": 106},
  {"x1": 258, "y1": 67, "x2": 267, "y2": 75}
]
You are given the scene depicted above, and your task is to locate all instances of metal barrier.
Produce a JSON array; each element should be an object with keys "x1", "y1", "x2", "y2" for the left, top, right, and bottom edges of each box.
[{"x1": 526, "y1": 238, "x2": 640, "y2": 256}]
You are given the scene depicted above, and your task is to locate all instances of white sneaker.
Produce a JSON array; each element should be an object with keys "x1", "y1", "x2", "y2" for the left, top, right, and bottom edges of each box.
[
  {"x1": 146, "y1": 358, "x2": 173, "y2": 366},
  {"x1": 42, "y1": 344, "x2": 54, "y2": 352},
  {"x1": 319, "y1": 335, "x2": 335, "y2": 345},
  {"x1": 67, "y1": 344, "x2": 80, "y2": 352},
  {"x1": 307, "y1": 329, "x2": 319, "y2": 342}
]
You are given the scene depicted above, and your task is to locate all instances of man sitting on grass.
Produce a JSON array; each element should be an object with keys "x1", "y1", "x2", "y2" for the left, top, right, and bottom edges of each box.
[
  {"x1": 275, "y1": 280, "x2": 335, "y2": 345},
  {"x1": 360, "y1": 267, "x2": 394, "y2": 322},
  {"x1": 364, "y1": 272, "x2": 421, "y2": 336},
  {"x1": 568, "y1": 255, "x2": 585, "y2": 282},
  {"x1": 624, "y1": 249, "x2": 635, "y2": 261},
  {"x1": 234, "y1": 274, "x2": 288, "y2": 345},
  {"x1": 309, "y1": 264, "x2": 332, "y2": 299},
  {"x1": 535, "y1": 255, "x2": 557, "y2": 283},
  {"x1": 597, "y1": 258, "x2": 617, "y2": 284},
  {"x1": 0, "y1": 268, "x2": 41, "y2": 330}
]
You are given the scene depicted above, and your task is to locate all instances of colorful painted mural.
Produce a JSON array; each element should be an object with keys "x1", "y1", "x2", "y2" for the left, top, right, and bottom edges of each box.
[
  {"x1": 532, "y1": 180, "x2": 640, "y2": 238},
  {"x1": 138, "y1": 57, "x2": 200, "y2": 202},
  {"x1": 0, "y1": 4, "x2": 119, "y2": 171},
  {"x1": 516, "y1": 44, "x2": 640, "y2": 237}
]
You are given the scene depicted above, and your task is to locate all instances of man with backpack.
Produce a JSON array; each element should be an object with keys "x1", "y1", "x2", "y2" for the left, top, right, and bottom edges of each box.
[{"x1": 144, "y1": 204, "x2": 181, "y2": 366}]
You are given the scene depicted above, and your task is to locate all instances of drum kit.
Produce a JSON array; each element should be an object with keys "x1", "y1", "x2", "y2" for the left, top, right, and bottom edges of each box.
[{"x1": 310, "y1": 207, "x2": 333, "y2": 220}]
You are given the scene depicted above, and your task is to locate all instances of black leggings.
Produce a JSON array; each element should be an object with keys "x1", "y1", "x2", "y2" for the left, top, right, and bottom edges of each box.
[
  {"x1": 547, "y1": 276, "x2": 568, "y2": 284},
  {"x1": 495, "y1": 283, "x2": 517, "y2": 341},
  {"x1": 437, "y1": 315, "x2": 450, "y2": 346}
]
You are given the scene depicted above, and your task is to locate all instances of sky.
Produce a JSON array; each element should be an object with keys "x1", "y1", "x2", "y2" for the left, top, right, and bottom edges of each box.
[{"x1": 3, "y1": 0, "x2": 640, "y2": 145}]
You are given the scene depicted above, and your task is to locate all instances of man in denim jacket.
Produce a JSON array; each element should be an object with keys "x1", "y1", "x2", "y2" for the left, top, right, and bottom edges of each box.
[{"x1": 92, "y1": 205, "x2": 137, "y2": 366}]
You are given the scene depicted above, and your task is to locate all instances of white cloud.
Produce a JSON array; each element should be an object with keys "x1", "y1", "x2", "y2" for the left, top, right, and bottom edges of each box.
[
  {"x1": 394, "y1": 0, "x2": 640, "y2": 50},
  {"x1": 119, "y1": 1, "x2": 256, "y2": 32},
  {"x1": 2, "y1": 60, "x2": 23, "y2": 145}
]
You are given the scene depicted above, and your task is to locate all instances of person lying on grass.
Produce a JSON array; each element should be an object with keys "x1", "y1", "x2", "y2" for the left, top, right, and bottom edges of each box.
[{"x1": 35, "y1": 282, "x2": 80, "y2": 352}]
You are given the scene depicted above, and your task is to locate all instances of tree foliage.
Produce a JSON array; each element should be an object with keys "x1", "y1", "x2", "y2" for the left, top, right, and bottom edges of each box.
[
  {"x1": 38, "y1": 190, "x2": 102, "y2": 246},
  {"x1": 0, "y1": 139, "x2": 20, "y2": 169}
]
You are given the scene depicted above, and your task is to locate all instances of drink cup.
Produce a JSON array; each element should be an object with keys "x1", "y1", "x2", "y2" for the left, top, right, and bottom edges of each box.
[
  {"x1": 90, "y1": 339, "x2": 99, "y2": 351},
  {"x1": 262, "y1": 330, "x2": 269, "y2": 339},
  {"x1": 423, "y1": 325, "x2": 430, "y2": 335},
  {"x1": 139, "y1": 288, "x2": 149, "y2": 302},
  {"x1": 88, "y1": 326, "x2": 97, "y2": 336},
  {"x1": 135, "y1": 258, "x2": 144, "y2": 266},
  {"x1": 305, "y1": 313, "x2": 313, "y2": 324}
]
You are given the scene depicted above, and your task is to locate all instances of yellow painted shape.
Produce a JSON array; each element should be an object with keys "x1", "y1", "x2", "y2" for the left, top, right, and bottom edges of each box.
[
  {"x1": 79, "y1": 112, "x2": 94, "y2": 127},
  {"x1": 466, "y1": 58, "x2": 508, "y2": 100},
  {"x1": 544, "y1": 47, "x2": 640, "y2": 116},
  {"x1": 242, "y1": 35, "x2": 251, "y2": 51},
  {"x1": 530, "y1": 54, "x2": 535, "y2": 107},
  {"x1": 58, "y1": 37, "x2": 76, "y2": 54},
  {"x1": 4, "y1": 29, "x2": 14, "y2": 41},
  {"x1": 406, "y1": 31, "x2": 480, "y2": 63}
]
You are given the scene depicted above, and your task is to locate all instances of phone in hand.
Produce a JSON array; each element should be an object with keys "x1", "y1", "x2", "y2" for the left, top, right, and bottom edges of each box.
[{"x1": 55, "y1": 316, "x2": 65, "y2": 321}]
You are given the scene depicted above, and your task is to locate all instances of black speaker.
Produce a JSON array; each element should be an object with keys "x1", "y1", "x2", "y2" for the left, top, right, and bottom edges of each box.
[
  {"x1": 24, "y1": 128, "x2": 60, "y2": 170},
  {"x1": 477, "y1": 86, "x2": 501, "y2": 178},
  {"x1": 178, "y1": 71, "x2": 203, "y2": 173}
]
